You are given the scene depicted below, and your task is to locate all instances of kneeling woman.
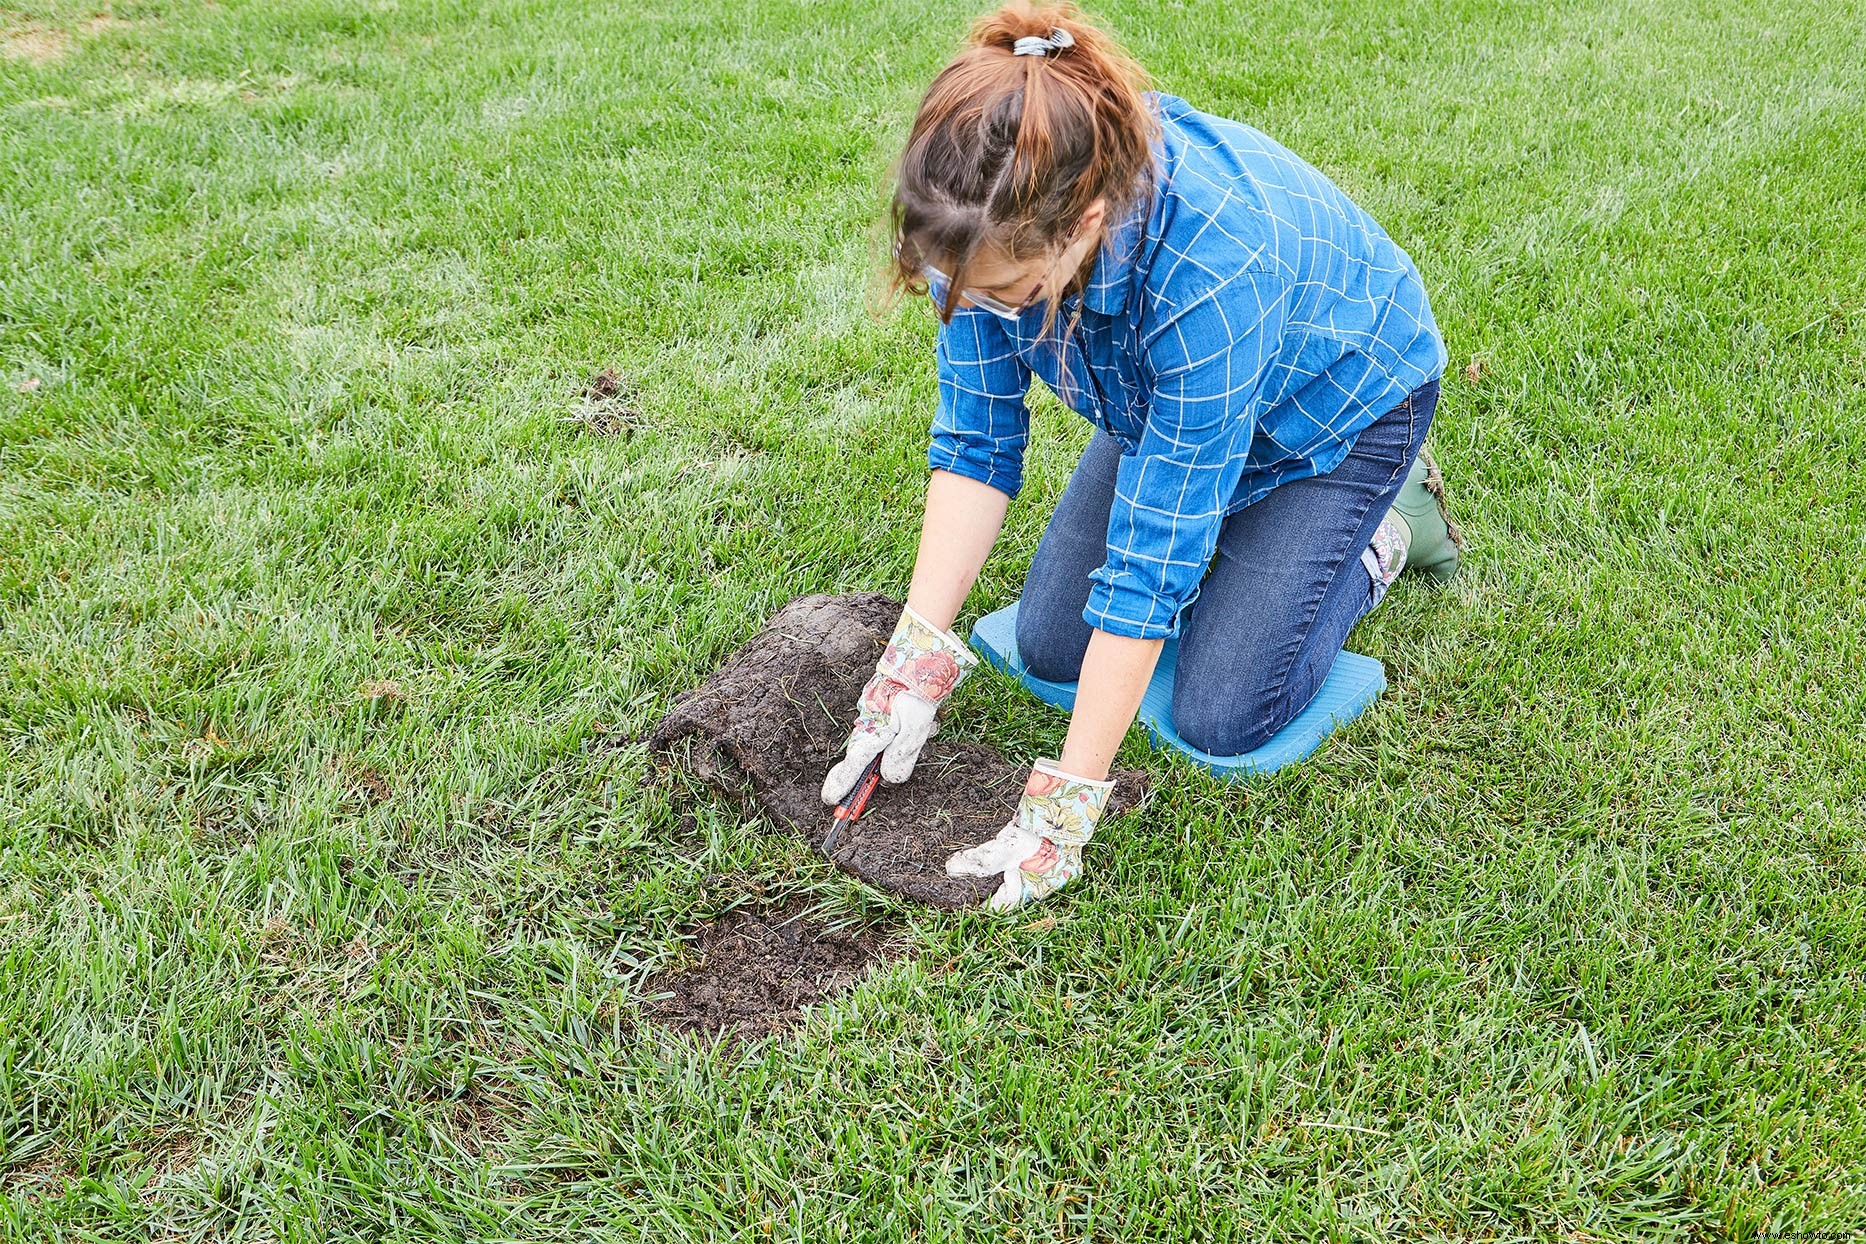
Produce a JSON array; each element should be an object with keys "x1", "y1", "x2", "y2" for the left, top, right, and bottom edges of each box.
[{"x1": 822, "y1": 1, "x2": 1463, "y2": 909}]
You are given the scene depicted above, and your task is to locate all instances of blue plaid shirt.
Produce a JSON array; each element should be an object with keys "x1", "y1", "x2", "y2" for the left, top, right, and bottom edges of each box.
[{"x1": 929, "y1": 92, "x2": 1447, "y2": 640}]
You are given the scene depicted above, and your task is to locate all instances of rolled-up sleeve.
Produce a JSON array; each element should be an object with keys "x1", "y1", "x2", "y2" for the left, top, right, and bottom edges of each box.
[
  {"x1": 1084, "y1": 271, "x2": 1287, "y2": 639},
  {"x1": 929, "y1": 308, "x2": 1032, "y2": 498}
]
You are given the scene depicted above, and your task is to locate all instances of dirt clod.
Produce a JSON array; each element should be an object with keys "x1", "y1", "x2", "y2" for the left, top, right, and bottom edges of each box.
[
  {"x1": 583, "y1": 367, "x2": 625, "y2": 400},
  {"x1": 640, "y1": 899, "x2": 899, "y2": 1041},
  {"x1": 648, "y1": 593, "x2": 1148, "y2": 908}
]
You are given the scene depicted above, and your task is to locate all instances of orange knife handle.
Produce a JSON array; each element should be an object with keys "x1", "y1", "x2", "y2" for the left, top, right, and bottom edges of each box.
[
  {"x1": 848, "y1": 770, "x2": 881, "y2": 820},
  {"x1": 824, "y1": 754, "x2": 883, "y2": 855}
]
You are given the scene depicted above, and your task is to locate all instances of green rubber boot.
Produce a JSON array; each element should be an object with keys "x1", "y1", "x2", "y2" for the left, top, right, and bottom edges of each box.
[{"x1": 1386, "y1": 447, "x2": 1465, "y2": 584}]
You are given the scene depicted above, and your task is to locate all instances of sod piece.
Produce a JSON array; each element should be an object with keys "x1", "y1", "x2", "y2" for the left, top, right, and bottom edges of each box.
[{"x1": 648, "y1": 592, "x2": 1148, "y2": 908}]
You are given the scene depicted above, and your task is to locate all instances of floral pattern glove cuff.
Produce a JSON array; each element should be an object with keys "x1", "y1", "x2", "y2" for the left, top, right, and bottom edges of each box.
[
  {"x1": 867, "y1": 604, "x2": 976, "y2": 719},
  {"x1": 821, "y1": 604, "x2": 979, "y2": 803},
  {"x1": 944, "y1": 758, "x2": 1116, "y2": 911}
]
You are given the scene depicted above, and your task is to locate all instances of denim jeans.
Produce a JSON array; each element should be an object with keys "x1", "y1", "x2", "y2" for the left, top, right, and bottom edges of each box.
[{"x1": 1015, "y1": 378, "x2": 1439, "y2": 755}]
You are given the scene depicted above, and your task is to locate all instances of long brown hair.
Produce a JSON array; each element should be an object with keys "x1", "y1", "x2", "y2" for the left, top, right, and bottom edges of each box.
[{"x1": 884, "y1": 2, "x2": 1158, "y2": 334}]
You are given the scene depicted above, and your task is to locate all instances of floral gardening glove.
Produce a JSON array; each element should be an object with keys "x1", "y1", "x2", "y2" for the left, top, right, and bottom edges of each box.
[
  {"x1": 944, "y1": 758, "x2": 1116, "y2": 911},
  {"x1": 821, "y1": 604, "x2": 979, "y2": 805}
]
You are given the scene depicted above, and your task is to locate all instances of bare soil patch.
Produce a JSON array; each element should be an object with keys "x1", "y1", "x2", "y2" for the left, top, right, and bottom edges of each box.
[
  {"x1": 640, "y1": 898, "x2": 901, "y2": 1042},
  {"x1": 639, "y1": 593, "x2": 1147, "y2": 1038}
]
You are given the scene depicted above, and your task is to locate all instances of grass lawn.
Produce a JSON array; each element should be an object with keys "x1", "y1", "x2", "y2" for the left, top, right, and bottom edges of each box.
[{"x1": 4, "y1": 0, "x2": 1865, "y2": 1238}]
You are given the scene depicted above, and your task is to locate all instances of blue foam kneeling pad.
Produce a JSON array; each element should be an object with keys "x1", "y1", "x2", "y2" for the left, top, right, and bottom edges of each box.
[{"x1": 968, "y1": 600, "x2": 1386, "y2": 780}]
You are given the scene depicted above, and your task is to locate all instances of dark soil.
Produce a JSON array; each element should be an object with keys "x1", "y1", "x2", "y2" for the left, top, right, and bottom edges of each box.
[
  {"x1": 639, "y1": 899, "x2": 900, "y2": 1042},
  {"x1": 583, "y1": 367, "x2": 625, "y2": 400},
  {"x1": 648, "y1": 592, "x2": 1149, "y2": 908}
]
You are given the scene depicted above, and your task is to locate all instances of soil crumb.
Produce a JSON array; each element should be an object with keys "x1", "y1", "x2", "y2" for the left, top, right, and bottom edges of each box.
[
  {"x1": 640, "y1": 899, "x2": 899, "y2": 1041},
  {"x1": 648, "y1": 593, "x2": 1148, "y2": 908},
  {"x1": 583, "y1": 367, "x2": 625, "y2": 400}
]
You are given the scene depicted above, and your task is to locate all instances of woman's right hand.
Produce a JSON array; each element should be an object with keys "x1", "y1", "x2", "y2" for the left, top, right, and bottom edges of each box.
[{"x1": 821, "y1": 604, "x2": 978, "y2": 804}]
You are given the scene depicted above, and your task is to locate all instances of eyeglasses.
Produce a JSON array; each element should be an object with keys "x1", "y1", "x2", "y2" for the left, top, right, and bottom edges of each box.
[
  {"x1": 921, "y1": 261, "x2": 1043, "y2": 322},
  {"x1": 900, "y1": 224, "x2": 1087, "y2": 323}
]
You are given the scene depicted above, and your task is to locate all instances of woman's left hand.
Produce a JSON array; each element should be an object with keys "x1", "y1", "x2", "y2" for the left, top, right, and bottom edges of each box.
[{"x1": 945, "y1": 757, "x2": 1116, "y2": 911}]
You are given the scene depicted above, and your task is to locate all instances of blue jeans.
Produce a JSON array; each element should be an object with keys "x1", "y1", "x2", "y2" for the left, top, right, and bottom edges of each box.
[{"x1": 1015, "y1": 379, "x2": 1439, "y2": 755}]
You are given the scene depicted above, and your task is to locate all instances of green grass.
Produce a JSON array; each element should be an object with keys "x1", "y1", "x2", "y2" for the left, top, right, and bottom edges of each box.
[{"x1": 3, "y1": 0, "x2": 1864, "y2": 1238}]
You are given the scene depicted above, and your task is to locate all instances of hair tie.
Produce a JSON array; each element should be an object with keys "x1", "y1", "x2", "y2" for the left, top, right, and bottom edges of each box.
[{"x1": 1012, "y1": 28, "x2": 1075, "y2": 57}]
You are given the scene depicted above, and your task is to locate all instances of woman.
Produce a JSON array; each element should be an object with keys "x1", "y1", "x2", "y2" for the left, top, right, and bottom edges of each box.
[{"x1": 821, "y1": 1, "x2": 1463, "y2": 911}]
